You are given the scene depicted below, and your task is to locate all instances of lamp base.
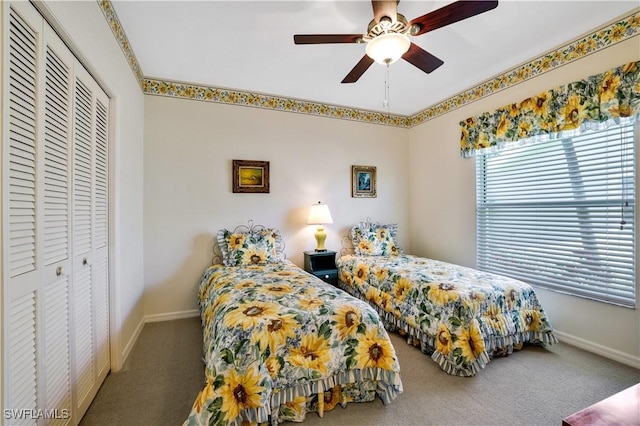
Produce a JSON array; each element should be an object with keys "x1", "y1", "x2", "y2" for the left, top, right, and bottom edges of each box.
[
  {"x1": 315, "y1": 249, "x2": 327, "y2": 252},
  {"x1": 314, "y1": 225, "x2": 328, "y2": 252}
]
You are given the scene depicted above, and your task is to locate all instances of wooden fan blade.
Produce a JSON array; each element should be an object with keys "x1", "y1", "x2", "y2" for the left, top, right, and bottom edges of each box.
[
  {"x1": 294, "y1": 34, "x2": 362, "y2": 44},
  {"x1": 402, "y1": 43, "x2": 444, "y2": 74},
  {"x1": 409, "y1": 1, "x2": 498, "y2": 36},
  {"x1": 342, "y1": 55, "x2": 375, "y2": 83},
  {"x1": 372, "y1": 0, "x2": 398, "y2": 24}
]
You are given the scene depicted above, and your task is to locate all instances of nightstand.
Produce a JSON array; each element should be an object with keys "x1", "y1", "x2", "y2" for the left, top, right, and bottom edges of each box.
[{"x1": 303, "y1": 250, "x2": 338, "y2": 285}]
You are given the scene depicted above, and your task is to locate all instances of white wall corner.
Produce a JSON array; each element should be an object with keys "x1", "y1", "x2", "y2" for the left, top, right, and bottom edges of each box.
[{"x1": 114, "y1": 316, "x2": 145, "y2": 372}]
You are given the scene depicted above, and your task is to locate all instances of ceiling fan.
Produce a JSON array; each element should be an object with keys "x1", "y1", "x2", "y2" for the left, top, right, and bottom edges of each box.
[{"x1": 294, "y1": 1, "x2": 498, "y2": 83}]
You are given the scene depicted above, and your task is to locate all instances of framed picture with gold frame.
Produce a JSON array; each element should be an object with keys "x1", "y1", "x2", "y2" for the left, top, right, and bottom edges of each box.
[
  {"x1": 232, "y1": 159, "x2": 270, "y2": 193},
  {"x1": 352, "y1": 165, "x2": 376, "y2": 198}
]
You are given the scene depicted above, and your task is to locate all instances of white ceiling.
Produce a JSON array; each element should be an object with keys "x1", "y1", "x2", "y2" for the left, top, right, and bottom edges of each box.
[{"x1": 111, "y1": 1, "x2": 639, "y2": 116}]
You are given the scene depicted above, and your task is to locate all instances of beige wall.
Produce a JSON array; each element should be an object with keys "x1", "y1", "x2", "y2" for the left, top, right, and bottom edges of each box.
[
  {"x1": 408, "y1": 37, "x2": 640, "y2": 366},
  {"x1": 142, "y1": 14, "x2": 639, "y2": 367},
  {"x1": 33, "y1": 1, "x2": 146, "y2": 371},
  {"x1": 143, "y1": 96, "x2": 409, "y2": 317}
]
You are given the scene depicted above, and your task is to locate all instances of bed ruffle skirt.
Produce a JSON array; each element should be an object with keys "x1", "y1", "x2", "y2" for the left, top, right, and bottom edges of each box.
[
  {"x1": 185, "y1": 367, "x2": 402, "y2": 426},
  {"x1": 336, "y1": 280, "x2": 558, "y2": 377}
]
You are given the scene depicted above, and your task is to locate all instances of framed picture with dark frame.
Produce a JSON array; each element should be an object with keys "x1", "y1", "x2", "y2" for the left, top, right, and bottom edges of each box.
[
  {"x1": 232, "y1": 159, "x2": 270, "y2": 193},
  {"x1": 352, "y1": 165, "x2": 377, "y2": 198}
]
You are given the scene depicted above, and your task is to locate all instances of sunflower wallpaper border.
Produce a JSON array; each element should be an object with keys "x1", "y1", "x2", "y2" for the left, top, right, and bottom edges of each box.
[
  {"x1": 98, "y1": 0, "x2": 639, "y2": 128},
  {"x1": 409, "y1": 12, "x2": 640, "y2": 127},
  {"x1": 98, "y1": 0, "x2": 144, "y2": 88}
]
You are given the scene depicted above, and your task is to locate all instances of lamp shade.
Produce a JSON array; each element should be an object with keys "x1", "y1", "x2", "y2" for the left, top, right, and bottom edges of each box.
[
  {"x1": 365, "y1": 32, "x2": 410, "y2": 65},
  {"x1": 307, "y1": 202, "x2": 333, "y2": 225}
]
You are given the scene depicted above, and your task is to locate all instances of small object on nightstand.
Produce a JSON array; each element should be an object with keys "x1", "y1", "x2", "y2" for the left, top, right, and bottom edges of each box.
[
  {"x1": 304, "y1": 250, "x2": 338, "y2": 285},
  {"x1": 307, "y1": 202, "x2": 333, "y2": 252}
]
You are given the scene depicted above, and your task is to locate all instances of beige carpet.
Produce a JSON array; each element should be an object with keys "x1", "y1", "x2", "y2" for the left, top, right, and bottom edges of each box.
[{"x1": 80, "y1": 317, "x2": 640, "y2": 426}]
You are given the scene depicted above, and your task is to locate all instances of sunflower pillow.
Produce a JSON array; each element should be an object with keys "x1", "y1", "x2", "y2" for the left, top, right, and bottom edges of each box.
[
  {"x1": 217, "y1": 228, "x2": 284, "y2": 266},
  {"x1": 351, "y1": 222, "x2": 402, "y2": 256}
]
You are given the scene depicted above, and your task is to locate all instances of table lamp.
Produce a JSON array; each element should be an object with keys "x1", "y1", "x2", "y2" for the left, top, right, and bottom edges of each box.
[{"x1": 307, "y1": 201, "x2": 333, "y2": 252}]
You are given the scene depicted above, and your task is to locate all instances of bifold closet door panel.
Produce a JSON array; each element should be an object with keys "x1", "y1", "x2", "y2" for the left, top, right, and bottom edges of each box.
[
  {"x1": 71, "y1": 63, "x2": 110, "y2": 419},
  {"x1": 6, "y1": 4, "x2": 43, "y2": 422},
  {"x1": 5, "y1": 1, "x2": 109, "y2": 424},
  {"x1": 71, "y1": 66, "x2": 96, "y2": 416},
  {"x1": 7, "y1": 4, "x2": 75, "y2": 424},
  {"x1": 93, "y1": 96, "x2": 110, "y2": 380},
  {"x1": 40, "y1": 20, "x2": 74, "y2": 424}
]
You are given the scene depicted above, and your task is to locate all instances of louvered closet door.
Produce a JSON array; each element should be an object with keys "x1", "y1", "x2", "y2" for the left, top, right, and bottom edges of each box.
[
  {"x1": 4, "y1": 2, "x2": 110, "y2": 425},
  {"x1": 93, "y1": 94, "x2": 110, "y2": 381},
  {"x1": 6, "y1": 4, "x2": 43, "y2": 424},
  {"x1": 39, "y1": 21, "x2": 74, "y2": 426},
  {"x1": 71, "y1": 64, "x2": 110, "y2": 420}
]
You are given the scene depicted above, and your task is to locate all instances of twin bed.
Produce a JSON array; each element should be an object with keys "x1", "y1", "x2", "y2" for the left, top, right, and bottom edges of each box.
[
  {"x1": 184, "y1": 224, "x2": 403, "y2": 426},
  {"x1": 185, "y1": 221, "x2": 556, "y2": 424},
  {"x1": 337, "y1": 221, "x2": 557, "y2": 377}
]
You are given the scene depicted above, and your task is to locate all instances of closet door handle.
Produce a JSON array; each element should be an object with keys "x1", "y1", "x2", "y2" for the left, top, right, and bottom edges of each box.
[
  {"x1": 83, "y1": 257, "x2": 89, "y2": 266},
  {"x1": 56, "y1": 266, "x2": 64, "y2": 276}
]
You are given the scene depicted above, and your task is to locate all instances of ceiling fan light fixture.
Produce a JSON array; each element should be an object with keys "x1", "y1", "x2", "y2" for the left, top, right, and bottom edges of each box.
[{"x1": 365, "y1": 32, "x2": 410, "y2": 65}]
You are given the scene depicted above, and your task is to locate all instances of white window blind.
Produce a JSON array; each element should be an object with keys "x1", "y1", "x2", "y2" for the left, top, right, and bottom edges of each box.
[{"x1": 476, "y1": 120, "x2": 636, "y2": 308}]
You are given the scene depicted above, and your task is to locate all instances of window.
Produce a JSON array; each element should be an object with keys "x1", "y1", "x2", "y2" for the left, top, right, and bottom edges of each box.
[{"x1": 476, "y1": 120, "x2": 636, "y2": 307}]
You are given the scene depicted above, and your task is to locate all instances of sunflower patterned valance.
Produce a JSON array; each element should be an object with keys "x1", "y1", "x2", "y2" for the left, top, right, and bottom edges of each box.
[{"x1": 460, "y1": 61, "x2": 640, "y2": 158}]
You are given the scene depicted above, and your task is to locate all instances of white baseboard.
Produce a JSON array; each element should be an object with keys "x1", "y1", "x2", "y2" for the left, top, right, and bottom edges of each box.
[
  {"x1": 145, "y1": 309, "x2": 199, "y2": 323},
  {"x1": 554, "y1": 330, "x2": 640, "y2": 369},
  {"x1": 119, "y1": 316, "x2": 145, "y2": 370}
]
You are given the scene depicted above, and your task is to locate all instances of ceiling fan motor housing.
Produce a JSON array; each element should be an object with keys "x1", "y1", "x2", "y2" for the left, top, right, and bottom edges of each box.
[{"x1": 364, "y1": 13, "x2": 409, "y2": 40}]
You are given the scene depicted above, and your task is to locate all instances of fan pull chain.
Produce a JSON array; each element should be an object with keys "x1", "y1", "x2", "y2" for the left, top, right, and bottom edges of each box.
[{"x1": 383, "y1": 64, "x2": 390, "y2": 114}]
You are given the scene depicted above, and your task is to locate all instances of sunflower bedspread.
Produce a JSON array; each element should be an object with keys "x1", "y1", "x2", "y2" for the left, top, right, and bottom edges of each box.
[
  {"x1": 337, "y1": 254, "x2": 557, "y2": 377},
  {"x1": 185, "y1": 261, "x2": 403, "y2": 426}
]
